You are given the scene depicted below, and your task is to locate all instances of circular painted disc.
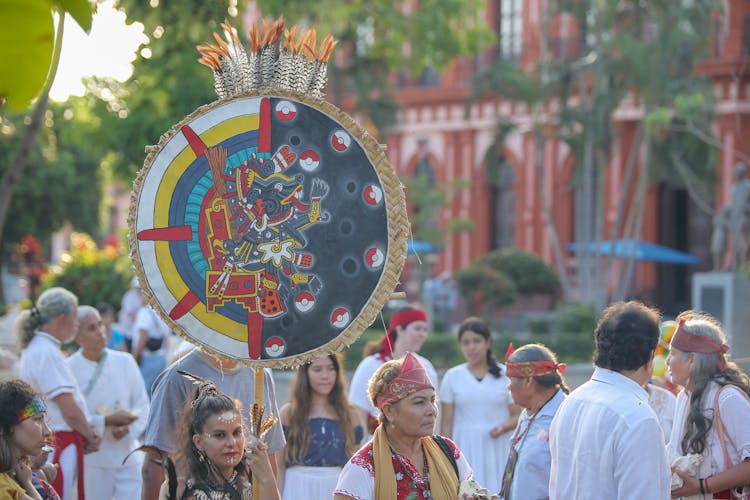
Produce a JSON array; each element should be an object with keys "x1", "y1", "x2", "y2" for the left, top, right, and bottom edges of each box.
[{"x1": 129, "y1": 92, "x2": 407, "y2": 368}]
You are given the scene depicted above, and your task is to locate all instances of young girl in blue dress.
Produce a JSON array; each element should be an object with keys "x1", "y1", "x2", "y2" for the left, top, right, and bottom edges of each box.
[{"x1": 276, "y1": 354, "x2": 365, "y2": 500}]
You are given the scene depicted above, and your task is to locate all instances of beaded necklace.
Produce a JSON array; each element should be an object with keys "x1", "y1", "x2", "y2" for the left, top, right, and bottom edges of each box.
[
  {"x1": 500, "y1": 390, "x2": 558, "y2": 499},
  {"x1": 391, "y1": 444, "x2": 431, "y2": 495}
]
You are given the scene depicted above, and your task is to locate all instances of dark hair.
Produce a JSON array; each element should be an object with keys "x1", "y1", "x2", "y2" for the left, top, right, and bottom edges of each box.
[
  {"x1": 0, "y1": 379, "x2": 42, "y2": 472},
  {"x1": 674, "y1": 311, "x2": 750, "y2": 456},
  {"x1": 285, "y1": 353, "x2": 357, "y2": 463},
  {"x1": 177, "y1": 377, "x2": 247, "y2": 499},
  {"x1": 95, "y1": 302, "x2": 114, "y2": 316},
  {"x1": 507, "y1": 343, "x2": 570, "y2": 394},
  {"x1": 457, "y1": 317, "x2": 502, "y2": 378},
  {"x1": 593, "y1": 301, "x2": 660, "y2": 371}
]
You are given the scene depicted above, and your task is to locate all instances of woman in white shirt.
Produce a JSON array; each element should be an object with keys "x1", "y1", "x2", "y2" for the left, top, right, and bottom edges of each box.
[{"x1": 667, "y1": 311, "x2": 750, "y2": 499}]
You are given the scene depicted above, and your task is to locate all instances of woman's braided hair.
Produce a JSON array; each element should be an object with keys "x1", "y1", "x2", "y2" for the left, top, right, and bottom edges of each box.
[{"x1": 175, "y1": 372, "x2": 247, "y2": 500}]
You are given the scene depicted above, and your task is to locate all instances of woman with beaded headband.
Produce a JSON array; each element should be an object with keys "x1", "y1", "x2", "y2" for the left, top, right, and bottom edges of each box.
[
  {"x1": 348, "y1": 305, "x2": 439, "y2": 434},
  {"x1": 439, "y1": 317, "x2": 520, "y2": 493},
  {"x1": 499, "y1": 343, "x2": 568, "y2": 500},
  {"x1": 0, "y1": 378, "x2": 53, "y2": 499},
  {"x1": 159, "y1": 375, "x2": 280, "y2": 500},
  {"x1": 15, "y1": 287, "x2": 111, "y2": 500},
  {"x1": 275, "y1": 353, "x2": 365, "y2": 499},
  {"x1": 335, "y1": 352, "x2": 483, "y2": 500},
  {"x1": 666, "y1": 311, "x2": 750, "y2": 499}
]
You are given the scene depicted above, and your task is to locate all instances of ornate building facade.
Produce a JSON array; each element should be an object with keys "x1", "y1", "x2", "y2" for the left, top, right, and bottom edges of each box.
[{"x1": 385, "y1": 0, "x2": 750, "y2": 313}]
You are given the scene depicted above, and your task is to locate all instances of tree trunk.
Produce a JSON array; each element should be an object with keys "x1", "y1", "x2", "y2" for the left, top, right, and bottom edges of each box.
[
  {"x1": 534, "y1": 129, "x2": 575, "y2": 301},
  {"x1": 0, "y1": 15, "x2": 63, "y2": 305}
]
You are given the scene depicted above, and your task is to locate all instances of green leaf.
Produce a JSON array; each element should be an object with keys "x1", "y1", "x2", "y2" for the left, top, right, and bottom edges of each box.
[
  {"x1": 0, "y1": 0, "x2": 55, "y2": 111},
  {"x1": 56, "y1": 0, "x2": 94, "y2": 33}
]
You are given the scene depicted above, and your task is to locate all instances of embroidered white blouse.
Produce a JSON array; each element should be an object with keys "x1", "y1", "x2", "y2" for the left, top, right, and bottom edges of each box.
[{"x1": 667, "y1": 382, "x2": 750, "y2": 500}]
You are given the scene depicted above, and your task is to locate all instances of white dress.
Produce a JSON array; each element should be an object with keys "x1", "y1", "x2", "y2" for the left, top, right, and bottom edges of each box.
[{"x1": 439, "y1": 363, "x2": 512, "y2": 493}]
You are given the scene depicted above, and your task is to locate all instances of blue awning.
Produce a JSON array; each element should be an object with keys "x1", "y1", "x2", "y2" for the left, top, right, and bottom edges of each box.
[
  {"x1": 567, "y1": 240, "x2": 702, "y2": 265},
  {"x1": 408, "y1": 241, "x2": 443, "y2": 254}
]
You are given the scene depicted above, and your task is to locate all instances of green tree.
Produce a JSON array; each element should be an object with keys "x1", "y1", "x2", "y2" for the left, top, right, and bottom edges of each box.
[
  {"x1": 254, "y1": 0, "x2": 493, "y2": 131},
  {"x1": 475, "y1": 0, "x2": 720, "y2": 310},
  {"x1": 98, "y1": 1, "x2": 231, "y2": 180},
  {"x1": 0, "y1": 0, "x2": 94, "y2": 303},
  {"x1": 100, "y1": 0, "x2": 493, "y2": 179},
  {"x1": 0, "y1": 97, "x2": 107, "y2": 303}
]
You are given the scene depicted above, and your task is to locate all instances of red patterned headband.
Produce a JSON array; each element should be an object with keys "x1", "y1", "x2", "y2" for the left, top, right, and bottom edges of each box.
[
  {"x1": 505, "y1": 343, "x2": 566, "y2": 378},
  {"x1": 378, "y1": 308, "x2": 428, "y2": 357},
  {"x1": 374, "y1": 352, "x2": 434, "y2": 409},
  {"x1": 670, "y1": 319, "x2": 729, "y2": 372}
]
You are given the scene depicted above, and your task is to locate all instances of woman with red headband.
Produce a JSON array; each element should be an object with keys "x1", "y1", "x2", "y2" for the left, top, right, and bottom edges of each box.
[
  {"x1": 334, "y1": 353, "x2": 477, "y2": 500},
  {"x1": 439, "y1": 317, "x2": 520, "y2": 494},
  {"x1": 499, "y1": 343, "x2": 567, "y2": 500},
  {"x1": 667, "y1": 311, "x2": 750, "y2": 499},
  {"x1": 348, "y1": 306, "x2": 438, "y2": 434}
]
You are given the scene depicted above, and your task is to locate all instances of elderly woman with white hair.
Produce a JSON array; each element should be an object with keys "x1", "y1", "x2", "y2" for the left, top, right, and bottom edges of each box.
[
  {"x1": 67, "y1": 305, "x2": 148, "y2": 500},
  {"x1": 16, "y1": 287, "x2": 101, "y2": 500},
  {"x1": 667, "y1": 311, "x2": 750, "y2": 499}
]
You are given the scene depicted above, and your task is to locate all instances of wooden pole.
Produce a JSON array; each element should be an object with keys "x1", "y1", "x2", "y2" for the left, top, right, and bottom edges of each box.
[{"x1": 253, "y1": 367, "x2": 263, "y2": 499}]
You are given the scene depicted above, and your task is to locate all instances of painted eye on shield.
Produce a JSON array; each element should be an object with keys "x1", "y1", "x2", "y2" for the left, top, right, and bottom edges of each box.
[
  {"x1": 264, "y1": 337, "x2": 286, "y2": 357},
  {"x1": 330, "y1": 130, "x2": 351, "y2": 152},
  {"x1": 299, "y1": 150, "x2": 320, "y2": 172},
  {"x1": 363, "y1": 185, "x2": 383, "y2": 206},
  {"x1": 294, "y1": 292, "x2": 315, "y2": 312},
  {"x1": 364, "y1": 247, "x2": 385, "y2": 270},
  {"x1": 275, "y1": 101, "x2": 297, "y2": 121},
  {"x1": 330, "y1": 307, "x2": 351, "y2": 329}
]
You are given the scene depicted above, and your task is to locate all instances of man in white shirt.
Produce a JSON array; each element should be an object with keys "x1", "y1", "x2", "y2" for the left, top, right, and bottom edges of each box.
[
  {"x1": 68, "y1": 305, "x2": 149, "y2": 500},
  {"x1": 549, "y1": 301, "x2": 671, "y2": 500},
  {"x1": 132, "y1": 298, "x2": 171, "y2": 397},
  {"x1": 119, "y1": 277, "x2": 142, "y2": 350}
]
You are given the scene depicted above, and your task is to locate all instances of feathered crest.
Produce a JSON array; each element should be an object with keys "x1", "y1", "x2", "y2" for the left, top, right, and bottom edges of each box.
[{"x1": 196, "y1": 16, "x2": 338, "y2": 100}]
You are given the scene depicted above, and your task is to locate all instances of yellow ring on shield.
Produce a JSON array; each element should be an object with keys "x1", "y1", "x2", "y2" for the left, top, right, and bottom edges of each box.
[{"x1": 153, "y1": 113, "x2": 260, "y2": 341}]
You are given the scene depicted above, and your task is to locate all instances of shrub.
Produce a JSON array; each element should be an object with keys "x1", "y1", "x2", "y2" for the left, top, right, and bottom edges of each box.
[
  {"x1": 557, "y1": 303, "x2": 598, "y2": 335},
  {"x1": 526, "y1": 317, "x2": 552, "y2": 335},
  {"x1": 42, "y1": 232, "x2": 132, "y2": 311},
  {"x1": 455, "y1": 264, "x2": 518, "y2": 309},
  {"x1": 484, "y1": 248, "x2": 559, "y2": 294}
]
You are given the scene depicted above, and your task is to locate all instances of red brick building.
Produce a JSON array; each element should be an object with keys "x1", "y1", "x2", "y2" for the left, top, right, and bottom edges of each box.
[{"x1": 386, "y1": 0, "x2": 750, "y2": 314}]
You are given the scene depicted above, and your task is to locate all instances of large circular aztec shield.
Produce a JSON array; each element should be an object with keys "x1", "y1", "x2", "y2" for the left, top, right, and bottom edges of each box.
[{"x1": 129, "y1": 90, "x2": 408, "y2": 368}]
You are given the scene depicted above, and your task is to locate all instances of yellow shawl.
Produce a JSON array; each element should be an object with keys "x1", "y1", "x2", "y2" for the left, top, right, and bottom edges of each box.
[{"x1": 372, "y1": 425, "x2": 459, "y2": 499}]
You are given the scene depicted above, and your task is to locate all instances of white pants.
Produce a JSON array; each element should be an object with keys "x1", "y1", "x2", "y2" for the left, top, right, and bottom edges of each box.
[
  {"x1": 84, "y1": 460, "x2": 143, "y2": 500},
  {"x1": 57, "y1": 444, "x2": 78, "y2": 500}
]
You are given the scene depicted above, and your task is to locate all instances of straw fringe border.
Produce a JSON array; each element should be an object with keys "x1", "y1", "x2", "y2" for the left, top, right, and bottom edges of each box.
[{"x1": 128, "y1": 88, "x2": 408, "y2": 369}]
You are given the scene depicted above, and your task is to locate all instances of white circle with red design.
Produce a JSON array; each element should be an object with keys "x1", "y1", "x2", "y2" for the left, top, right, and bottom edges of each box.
[
  {"x1": 275, "y1": 101, "x2": 297, "y2": 121},
  {"x1": 294, "y1": 292, "x2": 316, "y2": 312},
  {"x1": 364, "y1": 246, "x2": 385, "y2": 270},
  {"x1": 264, "y1": 337, "x2": 286, "y2": 357},
  {"x1": 330, "y1": 130, "x2": 351, "y2": 152},
  {"x1": 299, "y1": 150, "x2": 321, "y2": 172},
  {"x1": 363, "y1": 184, "x2": 383, "y2": 206},
  {"x1": 330, "y1": 307, "x2": 351, "y2": 329}
]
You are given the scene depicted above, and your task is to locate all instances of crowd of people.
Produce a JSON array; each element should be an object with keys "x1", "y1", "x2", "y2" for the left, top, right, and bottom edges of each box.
[{"x1": 1, "y1": 284, "x2": 749, "y2": 499}]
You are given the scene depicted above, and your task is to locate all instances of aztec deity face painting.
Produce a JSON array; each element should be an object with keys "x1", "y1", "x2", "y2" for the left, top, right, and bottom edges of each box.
[{"x1": 130, "y1": 94, "x2": 407, "y2": 367}]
